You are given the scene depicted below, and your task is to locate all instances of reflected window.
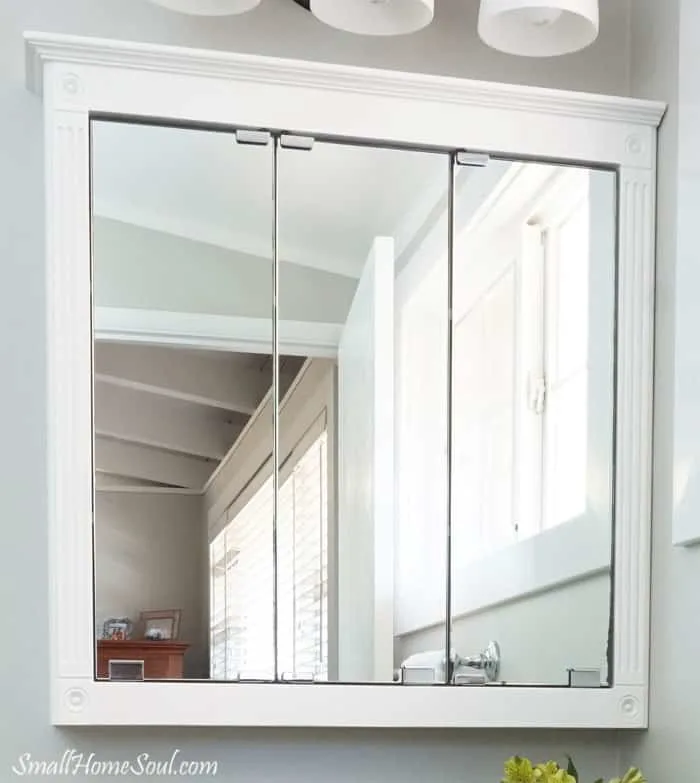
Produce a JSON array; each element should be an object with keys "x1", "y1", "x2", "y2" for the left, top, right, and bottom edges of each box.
[
  {"x1": 210, "y1": 475, "x2": 275, "y2": 680},
  {"x1": 278, "y1": 431, "x2": 329, "y2": 681},
  {"x1": 542, "y1": 193, "x2": 590, "y2": 530},
  {"x1": 452, "y1": 165, "x2": 597, "y2": 563},
  {"x1": 209, "y1": 431, "x2": 329, "y2": 681}
]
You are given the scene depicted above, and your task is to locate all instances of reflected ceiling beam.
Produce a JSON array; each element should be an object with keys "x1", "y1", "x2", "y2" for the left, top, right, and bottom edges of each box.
[
  {"x1": 94, "y1": 382, "x2": 243, "y2": 460},
  {"x1": 95, "y1": 308, "x2": 342, "y2": 359},
  {"x1": 95, "y1": 473, "x2": 200, "y2": 495},
  {"x1": 94, "y1": 341, "x2": 269, "y2": 414},
  {"x1": 95, "y1": 473, "x2": 169, "y2": 489},
  {"x1": 95, "y1": 437, "x2": 215, "y2": 490}
]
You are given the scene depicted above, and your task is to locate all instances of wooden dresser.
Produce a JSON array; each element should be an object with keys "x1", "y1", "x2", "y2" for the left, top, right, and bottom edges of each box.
[{"x1": 97, "y1": 640, "x2": 190, "y2": 680}]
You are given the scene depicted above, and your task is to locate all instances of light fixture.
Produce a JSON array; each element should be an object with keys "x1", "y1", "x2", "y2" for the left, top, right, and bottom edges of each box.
[
  {"x1": 477, "y1": 0, "x2": 599, "y2": 56},
  {"x1": 148, "y1": 0, "x2": 260, "y2": 15},
  {"x1": 146, "y1": 0, "x2": 435, "y2": 35},
  {"x1": 310, "y1": 0, "x2": 434, "y2": 36}
]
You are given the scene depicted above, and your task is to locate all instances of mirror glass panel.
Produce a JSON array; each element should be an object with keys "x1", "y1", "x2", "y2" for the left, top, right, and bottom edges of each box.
[
  {"x1": 276, "y1": 139, "x2": 450, "y2": 683},
  {"x1": 91, "y1": 119, "x2": 276, "y2": 681},
  {"x1": 446, "y1": 159, "x2": 617, "y2": 687},
  {"x1": 90, "y1": 120, "x2": 617, "y2": 688}
]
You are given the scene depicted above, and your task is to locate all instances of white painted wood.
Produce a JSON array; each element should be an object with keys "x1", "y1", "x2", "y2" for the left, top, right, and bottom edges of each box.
[
  {"x1": 27, "y1": 31, "x2": 661, "y2": 728},
  {"x1": 45, "y1": 106, "x2": 95, "y2": 688},
  {"x1": 95, "y1": 437, "x2": 214, "y2": 489},
  {"x1": 51, "y1": 677, "x2": 646, "y2": 728},
  {"x1": 337, "y1": 238, "x2": 395, "y2": 684},
  {"x1": 613, "y1": 166, "x2": 655, "y2": 689},
  {"x1": 24, "y1": 33, "x2": 665, "y2": 133},
  {"x1": 95, "y1": 381, "x2": 241, "y2": 459},
  {"x1": 95, "y1": 307, "x2": 341, "y2": 359}
]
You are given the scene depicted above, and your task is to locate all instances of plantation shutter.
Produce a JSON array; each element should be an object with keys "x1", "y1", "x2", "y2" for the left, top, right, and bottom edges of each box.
[
  {"x1": 277, "y1": 416, "x2": 328, "y2": 680},
  {"x1": 209, "y1": 470, "x2": 275, "y2": 680},
  {"x1": 209, "y1": 416, "x2": 328, "y2": 681},
  {"x1": 209, "y1": 532, "x2": 227, "y2": 680}
]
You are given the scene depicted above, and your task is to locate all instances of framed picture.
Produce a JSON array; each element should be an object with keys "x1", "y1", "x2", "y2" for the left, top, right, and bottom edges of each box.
[
  {"x1": 138, "y1": 609, "x2": 181, "y2": 641},
  {"x1": 102, "y1": 617, "x2": 133, "y2": 640}
]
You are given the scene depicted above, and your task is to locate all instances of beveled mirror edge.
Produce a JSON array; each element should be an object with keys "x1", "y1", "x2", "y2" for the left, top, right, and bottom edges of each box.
[{"x1": 27, "y1": 30, "x2": 663, "y2": 728}]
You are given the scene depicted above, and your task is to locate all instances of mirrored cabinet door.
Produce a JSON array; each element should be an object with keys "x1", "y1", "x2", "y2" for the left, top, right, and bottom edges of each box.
[
  {"x1": 448, "y1": 158, "x2": 617, "y2": 687},
  {"x1": 91, "y1": 119, "x2": 275, "y2": 681},
  {"x1": 276, "y1": 138, "x2": 451, "y2": 684},
  {"x1": 90, "y1": 119, "x2": 618, "y2": 689}
]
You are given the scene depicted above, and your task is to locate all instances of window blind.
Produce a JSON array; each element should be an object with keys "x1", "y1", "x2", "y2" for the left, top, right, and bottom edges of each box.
[
  {"x1": 209, "y1": 425, "x2": 328, "y2": 681},
  {"x1": 277, "y1": 430, "x2": 328, "y2": 680},
  {"x1": 210, "y1": 473, "x2": 275, "y2": 680}
]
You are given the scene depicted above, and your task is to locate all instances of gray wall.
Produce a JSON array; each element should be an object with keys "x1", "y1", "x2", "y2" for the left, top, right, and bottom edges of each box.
[
  {"x1": 1, "y1": 0, "x2": 636, "y2": 780},
  {"x1": 94, "y1": 493, "x2": 208, "y2": 678}
]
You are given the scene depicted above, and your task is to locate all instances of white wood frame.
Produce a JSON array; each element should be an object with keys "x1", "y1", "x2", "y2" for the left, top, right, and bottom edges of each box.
[{"x1": 25, "y1": 31, "x2": 664, "y2": 729}]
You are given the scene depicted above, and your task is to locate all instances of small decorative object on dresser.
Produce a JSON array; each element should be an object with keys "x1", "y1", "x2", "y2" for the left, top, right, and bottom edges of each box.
[
  {"x1": 138, "y1": 609, "x2": 181, "y2": 641},
  {"x1": 101, "y1": 617, "x2": 133, "y2": 641}
]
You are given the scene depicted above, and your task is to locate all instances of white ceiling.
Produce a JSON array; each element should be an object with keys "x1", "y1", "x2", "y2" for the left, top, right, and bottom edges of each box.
[{"x1": 91, "y1": 119, "x2": 446, "y2": 278}]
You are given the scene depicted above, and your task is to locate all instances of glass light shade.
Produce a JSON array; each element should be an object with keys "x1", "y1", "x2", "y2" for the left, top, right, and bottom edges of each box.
[
  {"x1": 478, "y1": 0, "x2": 599, "y2": 56},
  {"x1": 148, "y1": 0, "x2": 260, "y2": 15},
  {"x1": 311, "y1": 0, "x2": 434, "y2": 36}
]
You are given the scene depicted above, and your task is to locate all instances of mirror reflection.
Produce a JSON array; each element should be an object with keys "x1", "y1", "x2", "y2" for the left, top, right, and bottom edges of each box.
[
  {"x1": 445, "y1": 159, "x2": 617, "y2": 686},
  {"x1": 91, "y1": 119, "x2": 276, "y2": 681},
  {"x1": 91, "y1": 118, "x2": 616, "y2": 688},
  {"x1": 275, "y1": 140, "x2": 450, "y2": 682}
]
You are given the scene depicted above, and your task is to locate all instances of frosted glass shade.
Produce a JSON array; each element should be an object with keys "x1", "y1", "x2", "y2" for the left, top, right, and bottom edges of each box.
[
  {"x1": 148, "y1": 0, "x2": 260, "y2": 15},
  {"x1": 311, "y1": 0, "x2": 434, "y2": 36},
  {"x1": 478, "y1": 0, "x2": 599, "y2": 56}
]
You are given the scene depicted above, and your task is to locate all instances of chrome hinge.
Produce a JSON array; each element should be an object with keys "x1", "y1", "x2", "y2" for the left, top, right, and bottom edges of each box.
[
  {"x1": 235, "y1": 129, "x2": 271, "y2": 146},
  {"x1": 280, "y1": 134, "x2": 315, "y2": 151},
  {"x1": 455, "y1": 151, "x2": 490, "y2": 168}
]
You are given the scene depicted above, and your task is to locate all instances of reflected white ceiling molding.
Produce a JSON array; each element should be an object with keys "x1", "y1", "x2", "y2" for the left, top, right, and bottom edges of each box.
[
  {"x1": 148, "y1": 0, "x2": 260, "y2": 14},
  {"x1": 310, "y1": 0, "x2": 434, "y2": 36},
  {"x1": 478, "y1": 0, "x2": 599, "y2": 57}
]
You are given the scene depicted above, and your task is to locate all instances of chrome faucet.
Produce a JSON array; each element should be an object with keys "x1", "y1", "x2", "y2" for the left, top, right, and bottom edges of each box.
[
  {"x1": 452, "y1": 640, "x2": 501, "y2": 684},
  {"x1": 399, "y1": 640, "x2": 501, "y2": 685}
]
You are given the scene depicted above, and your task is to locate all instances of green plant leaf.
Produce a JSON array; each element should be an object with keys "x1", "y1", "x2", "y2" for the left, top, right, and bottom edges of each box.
[
  {"x1": 503, "y1": 756, "x2": 536, "y2": 783},
  {"x1": 593, "y1": 778, "x2": 603, "y2": 783},
  {"x1": 565, "y1": 756, "x2": 578, "y2": 781},
  {"x1": 620, "y1": 768, "x2": 646, "y2": 783}
]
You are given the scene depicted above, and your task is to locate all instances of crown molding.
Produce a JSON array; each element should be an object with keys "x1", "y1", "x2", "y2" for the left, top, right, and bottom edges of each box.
[{"x1": 25, "y1": 31, "x2": 666, "y2": 128}]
